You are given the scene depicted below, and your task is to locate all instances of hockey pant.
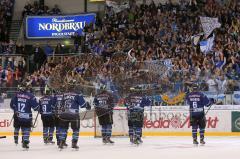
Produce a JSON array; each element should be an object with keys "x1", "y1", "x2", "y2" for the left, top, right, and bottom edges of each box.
[
  {"x1": 128, "y1": 111, "x2": 144, "y2": 138},
  {"x1": 59, "y1": 118, "x2": 80, "y2": 143},
  {"x1": 13, "y1": 115, "x2": 31, "y2": 144},
  {"x1": 191, "y1": 115, "x2": 206, "y2": 139},
  {"x1": 41, "y1": 115, "x2": 55, "y2": 141}
]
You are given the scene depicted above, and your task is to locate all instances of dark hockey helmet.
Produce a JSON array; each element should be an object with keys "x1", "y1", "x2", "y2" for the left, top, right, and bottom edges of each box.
[
  {"x1": 191, "y1": 83, "x2": 199, "y2": 91},
  {"x1": 99, "y1": 85, "x2": 107, "y2": 91},
  {"x1": 44, "y1": 85, "x2": 51, "y2": 95},
  {"x1": 18, "y1": 82, "x2": 28, "y2": 92}
]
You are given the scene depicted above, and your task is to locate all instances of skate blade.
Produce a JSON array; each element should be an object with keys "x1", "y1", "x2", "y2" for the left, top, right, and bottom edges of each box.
[
  {"x1": 22, "y1": 148, "x2": 29, "y2": 151},
  {"x1": 200, "y1": 143, "x2": 205, "y2": 146},
  {"x1": 58, "y1": 148, "x2": 63, "y2": 151},
  {"x1": 193, "y1": 144, "x2": 198, "y2": 147},
  {"x1": 72, "y1": 148, "x2": 79, "y2": 151}
]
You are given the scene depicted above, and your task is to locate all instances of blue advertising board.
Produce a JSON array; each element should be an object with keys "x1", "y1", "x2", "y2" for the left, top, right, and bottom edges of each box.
[{"x1": 26, "y1": 13, "x2": 95, "y2": 39}]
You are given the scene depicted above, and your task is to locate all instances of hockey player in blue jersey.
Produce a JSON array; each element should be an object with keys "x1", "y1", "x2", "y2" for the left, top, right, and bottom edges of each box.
[
  {"x1": 58, "y1": 85, "x2": 91, "y2": 149},
  {"x1": 94, "y1": 86, "x2": 116, "y2": 144},
  {"x1": 39, "y1": 89, "x2": 56, "y2": 144},
  {"x1": 186, "y1": 84, "x2": 214, "y2": 145},
  {"x1": 53, "y1": 89, "x2": 65, "y2": 146},
  {"x1": 125, "y1": 88, "x2": 151, "y2": 145},
  {"x1": 10, "y1": 83, "x2": 39, "y2": 149}
]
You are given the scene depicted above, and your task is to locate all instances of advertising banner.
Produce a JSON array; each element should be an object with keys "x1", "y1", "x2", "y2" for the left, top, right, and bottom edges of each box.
[
  {"x1": 26, "y1": 13, "x2": 96, "y2": 39},
  {"x1": 231, "y1": 111, "x2": 240, "y2": 132}
]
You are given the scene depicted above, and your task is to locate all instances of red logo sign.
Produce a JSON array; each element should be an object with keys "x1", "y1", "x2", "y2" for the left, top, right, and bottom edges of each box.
[
  {"x1": 144, "y1": 116, "x2": 219, "y2": 129},
  {"x1": 0, "y1": 120, "x2": 11, "y2": 128}
]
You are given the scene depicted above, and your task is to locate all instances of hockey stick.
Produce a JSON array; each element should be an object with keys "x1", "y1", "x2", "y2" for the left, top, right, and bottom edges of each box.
[
  {"x1": 0, "y1": 136, "x2": 6, "y2": 139},
  {"x1": 204, "y1": 103, "x2": 214, "y2": 116},
  {"x1": 31, "y1": 110, "x2": 40, "y2": 131},
  {"x1": 9, "y1": 114, "x2": 14, "y2": 126}
]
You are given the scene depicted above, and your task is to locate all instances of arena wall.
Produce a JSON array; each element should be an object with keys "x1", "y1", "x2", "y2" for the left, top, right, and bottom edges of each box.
[{"x1": 1, "y1": 99, "x2": 240, "y2": 136}]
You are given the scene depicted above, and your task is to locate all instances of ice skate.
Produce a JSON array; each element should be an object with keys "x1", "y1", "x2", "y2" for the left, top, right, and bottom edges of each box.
[
  {"x1": 102, "y1": 137, "x2": 108, "y2": 144},
  {"x1": 22, "y1": 141, "x2": 29, "y2": 150},
  {"x1": 200, "y1": 138, "x2": 205, "y2": 145},
  {"x1": 72, "y1": 141, "x2": 79, "y2": 150},
  {"x1": 106, "y1": 137, "x2": 114, "y2": 144},
  {"x1": 193, "y1": 138, "x2": 199, "y2": 146}
]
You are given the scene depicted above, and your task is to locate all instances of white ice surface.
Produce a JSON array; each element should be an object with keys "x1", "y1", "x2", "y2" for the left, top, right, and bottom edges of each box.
[{"x1": 1, "y1": 136, "x2": 240, "y2": 159}]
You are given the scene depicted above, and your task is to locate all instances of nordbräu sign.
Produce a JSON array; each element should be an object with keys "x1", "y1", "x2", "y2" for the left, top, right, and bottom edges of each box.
[{"x1": 26, "y1": 13, "x2": 96, "y2": 39}]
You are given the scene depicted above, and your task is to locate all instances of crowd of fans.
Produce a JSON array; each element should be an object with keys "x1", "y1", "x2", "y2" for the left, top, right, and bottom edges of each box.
[
  {"x1": 0, "y1": 0, "x2": 14, "y2": 55},
  {"x1": 1, "y1": 1, "x2": 240, "y2": 104},
  {"x1": 22, "y1": 1, "x2": 61, "y2": 17}
]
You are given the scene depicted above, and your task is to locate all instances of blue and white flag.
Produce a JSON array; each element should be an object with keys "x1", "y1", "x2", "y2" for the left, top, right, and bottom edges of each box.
[
  {"x1": 200, "y1": 16, "x2": 221, "y2": 38},
  {"x1": 200, "y1": 34, "x2": 215, "y2": 54}
]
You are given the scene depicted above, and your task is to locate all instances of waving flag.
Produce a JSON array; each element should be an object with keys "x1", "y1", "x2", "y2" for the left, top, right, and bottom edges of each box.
[{"x1": 200, "y1": 16, "x2": 221, "y2": 38}]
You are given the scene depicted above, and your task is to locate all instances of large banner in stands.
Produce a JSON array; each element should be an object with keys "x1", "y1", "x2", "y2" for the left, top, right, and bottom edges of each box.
[{"x1": 26, "y1": 13, "x2": 96, "y2": 39}]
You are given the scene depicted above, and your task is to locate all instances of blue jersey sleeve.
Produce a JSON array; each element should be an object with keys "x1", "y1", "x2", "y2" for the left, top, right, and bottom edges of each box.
[
  {"x1": 10, "y1": 95, "x2": 17, "y2": 111},
  {"x1": 77, "y1": 95, "x2": 86, "y2": 108},
  {"x1": 202, "y1": 94, "x2": 211, "y2": 107},
  {"x1": 142, "y1": 97, "x2": 151, "y2": 107}
]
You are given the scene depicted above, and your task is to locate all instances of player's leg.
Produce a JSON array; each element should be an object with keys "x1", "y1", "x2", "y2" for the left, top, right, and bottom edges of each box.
[
  {"x1": 41, "y1": 116, "x2": 49, "y2": 144},
  {"x1": 98, "y1": 115, "x2": 108, "y2": 143},
  {"x1": 71, "y1": 119, "x2": 80, "y2": 149},
  {"x1": 47, "y1": 115, "x2": 55, "y2": 144},
  {"x1": 13, "y1": 115, "x2": 20, "y2": 145},
  {"x1": 106, "y1": 124, "x2": 114, "y2": 144},
  {"x1": 137, "y1": 112, "x2": 144, "y2": 144},
  {"x1": 133, "y1": 112, "x2": 144, "y2": 145},
  {"x1": 58, "y1": 119, "x2": 69, "y2": 149},
  {"x1": 105, "y1": 113, "x2": 114, "y2": 144},
  {"x1": 54, "y1": 116, "x2": 60, "y2": 145},
  {"x1": 191, "y1": 117, "x2": 199, "y2": 145},
  {"x1": 128, "y1": 111, "x2": 134, "y2": 143},
  {"x1": 21, "y1": 121, "x2": 32, "y2": 149},
  {"x1": 199, "y1": 116, "x2": 206, "y2": 145}
]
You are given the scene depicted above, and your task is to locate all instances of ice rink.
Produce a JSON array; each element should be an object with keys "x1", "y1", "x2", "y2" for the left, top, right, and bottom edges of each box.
[{"x1": 1, "y1": 136, "x2": 240, "y2": 159}]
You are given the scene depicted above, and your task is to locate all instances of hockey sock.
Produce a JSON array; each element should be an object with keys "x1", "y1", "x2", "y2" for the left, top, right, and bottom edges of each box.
[
  {"x1": 135, "y1": 127, "x2": 141, "y2": 139},
  {"x1": 72, "y1": 129, "x2": 79, "y2": 143},
  {"x1": 101, "y1": 125, "x2": 107, "y2": 138},
  {"x1": 43, "y1": 127, "x2": 49, "y2": 141},
  {"x1": 128, "y1": 126, "x2": 134, "y2": 137},
  {"x1": 59, "y1": 128, "x2": 67, "y2": 142},
  {"x1": 140, "y1": 128, "x2": 143, "y2": 138},
  {"x1": 200, "y1": 128, "x2": 205, "y2": 139},
  {"x1": 56, "y1": 127, "x2": 60, "y2": 141},
  {"x1": 14, "y1": 128, "x2": 20, "y2": 143},
  {"x1": 22, "y1": 127, "x2": 30, "y2": 144},
  {"x1": 49, "y1": 127, "x2": 54, "y2": 140},
  {"x1": 192, "y1": 125, "x2": 198, "y2": 139},
  {"x1": 106, "y1": 124, "x2": 112, "y2": 137}
]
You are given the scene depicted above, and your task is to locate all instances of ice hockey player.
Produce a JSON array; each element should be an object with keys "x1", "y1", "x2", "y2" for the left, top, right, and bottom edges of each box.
[
  {"x1": 58, "y1": 85, "x2": 91, "y2": 150},
  {"x1": 53, "y1": 88, "x2": 65, "y2": 146},
  {"x1": 10, "y1": 83, "x2": 39, "y2": 149},
  {"x1": 186, "y1": 83, "x2": 215, "y2": 145},
  {"x1": 93, "y1": 85, "x2": 116, "y2": 144},
  {"x1": 39, "y1": 88, "x2": 56, "y2": 144},
  {"x1": 125, "y1": 88, "x2": 151, "y2": 145}
]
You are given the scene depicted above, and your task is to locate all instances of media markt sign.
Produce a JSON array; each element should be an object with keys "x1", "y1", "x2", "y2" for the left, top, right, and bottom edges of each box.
[{"x1": 231, "y1": 111, "x2": 240, "y2": 132}]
